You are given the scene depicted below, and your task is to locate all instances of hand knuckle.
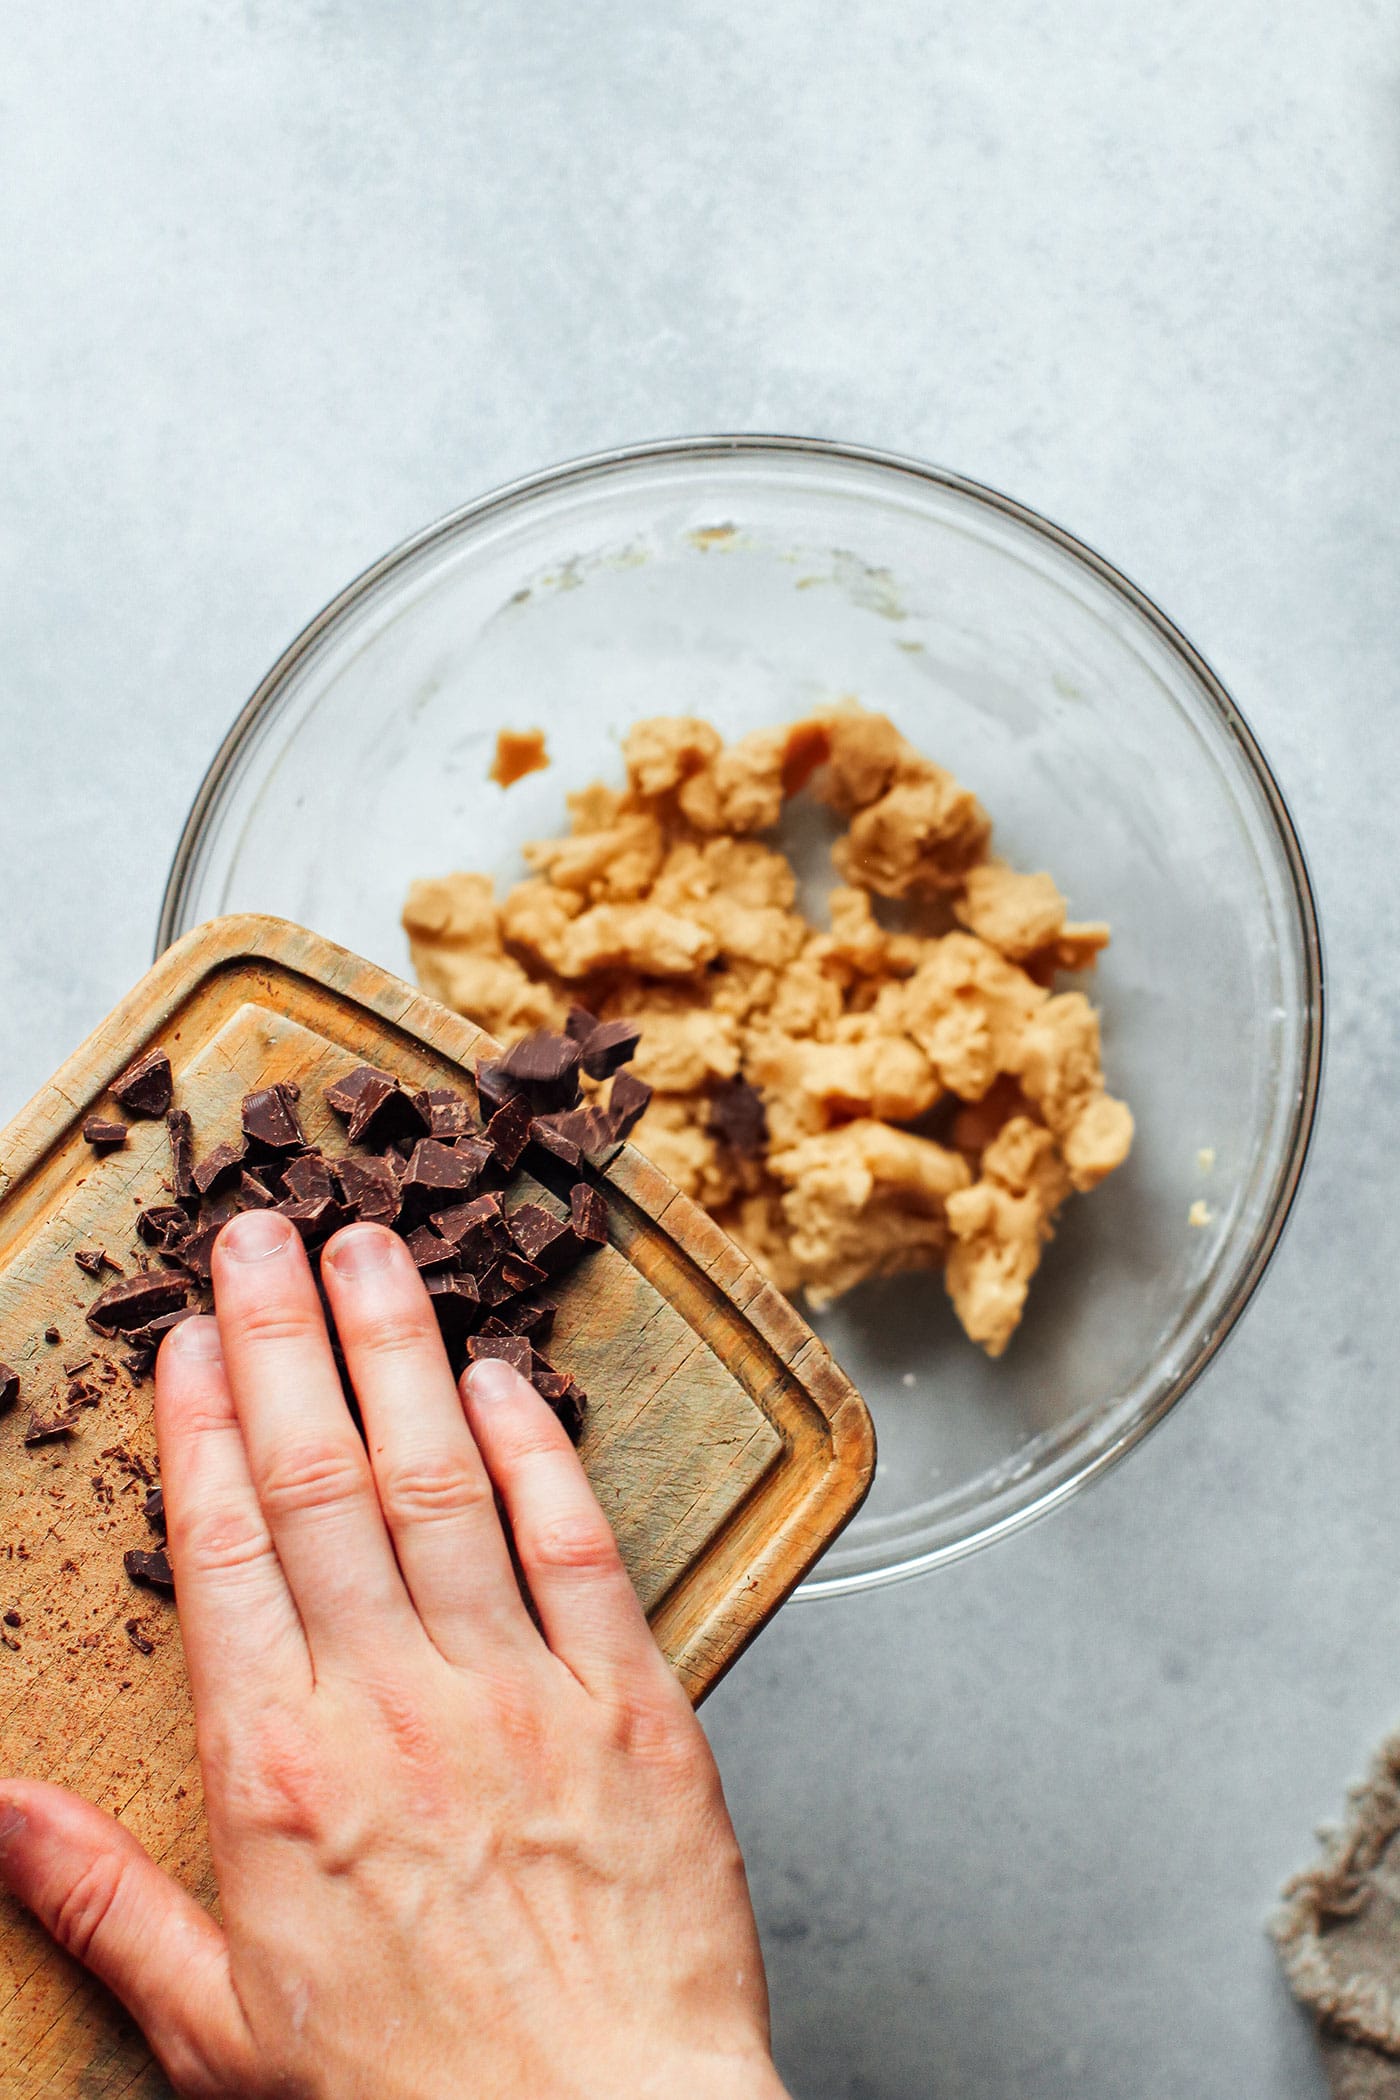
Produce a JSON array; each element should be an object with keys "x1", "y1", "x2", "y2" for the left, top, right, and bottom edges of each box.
[
  {"x1": 526, "y1": 1510, "x2": 620, "y2": 1573},
  {"x1": 354, "y1": 1309, "x2": 436, "y2": 1359},
  {"x1": 259, "y1": 1439, "x2": 365, "y2": 1519},
  {"x1": 379, "y1": 1451, "x2": 491, "y2": 1526},
  {"x1": 181, "y1": 1506, "x2": 277, "y2": 1581},
  {"x1": 52, "y1": 1851, "x2": 128, "y2": 1963},
  {"x1": 235, "y1": 1299, "x2": 318, "y2": 1350}
]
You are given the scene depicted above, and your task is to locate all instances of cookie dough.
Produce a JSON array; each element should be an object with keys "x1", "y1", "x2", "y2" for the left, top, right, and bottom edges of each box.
[{"x1": 403, "y1": 704, "x2": 1133, "y2": 1355}]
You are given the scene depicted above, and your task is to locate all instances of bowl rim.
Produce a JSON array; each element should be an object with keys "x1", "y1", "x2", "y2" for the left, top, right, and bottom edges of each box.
[{"x1": 156, "y1": 433, "x2": 1325, "y2": 1595}]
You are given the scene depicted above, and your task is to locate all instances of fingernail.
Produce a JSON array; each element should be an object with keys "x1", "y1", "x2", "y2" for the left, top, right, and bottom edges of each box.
[
  {"x1": 170, "y1": 1315, "x2": 223, "y2": 1361},
  {"x1": 220, "y1": 1211, "x2": 293, "y2": 1262},
  {"x1": 0, "y1": 1802, "x2": 27, "y2": 1857},
  {"x1": 465, "y1": 1359, "x2": 527, "y2": 1407},
  {"x1": 323, "y1": 1225, "x2": 396, "y2": 1277}
]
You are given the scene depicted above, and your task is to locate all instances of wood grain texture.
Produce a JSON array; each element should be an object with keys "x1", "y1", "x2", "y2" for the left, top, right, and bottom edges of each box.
[{"x1": 0, "y1": 915, "x2": 875, "y2": 2095}]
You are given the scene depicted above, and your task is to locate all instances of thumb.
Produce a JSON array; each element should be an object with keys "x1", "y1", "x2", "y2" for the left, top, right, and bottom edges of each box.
[{"x1": 0, "y1": 1779, "x2": 252, "y2": 2095}]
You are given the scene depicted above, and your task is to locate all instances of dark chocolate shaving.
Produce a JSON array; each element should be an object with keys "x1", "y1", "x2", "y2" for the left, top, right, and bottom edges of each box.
[
  {"x1": 167, "y1": 1110, "x2": 196, "y2": 1198},
  {"x1": 0, "y1": 1366, "x2": 17, "y2": 1415},
  {"x1": 143, "y1": 1486, "x2": 166, "y2": 1534},
  {"x1": 82, "y1": 1118, "x2": 129, "y2": 1151},
  {"x1": 87, "y1": 1273, "x2": 187, "y2": 1335},
  {"x1": 124, "y1": 1619, "x2": 156, "y2": 1656},
  {"x1": 137, "y1": 1204, "x2": 189, "y2": 1248},
  {"x1": 24, "y1": 1408, "x2": 80, "y2": 1446},
  {"x1": 111, "y1": 1047, "x2": 174, "y2": 1119},
  {"x1": 74, "y1": 1247, "x2": 118, "y2": 1278}
]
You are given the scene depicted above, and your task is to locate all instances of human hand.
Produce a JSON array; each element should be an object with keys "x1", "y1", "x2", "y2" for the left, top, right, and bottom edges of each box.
[{"x1": 0, "y1": 1210, "x2": 788, "y2": 2099}]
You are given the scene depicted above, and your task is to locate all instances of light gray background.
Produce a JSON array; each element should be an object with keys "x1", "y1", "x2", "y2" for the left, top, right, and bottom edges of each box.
[{"x1": 1, "y1": 4, "x2": 1393, "y2": 2094}]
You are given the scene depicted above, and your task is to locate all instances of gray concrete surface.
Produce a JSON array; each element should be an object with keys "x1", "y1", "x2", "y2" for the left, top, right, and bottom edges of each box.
[{"x1": 3, "y1": 3, "x2": 1396, "y2": 2092}]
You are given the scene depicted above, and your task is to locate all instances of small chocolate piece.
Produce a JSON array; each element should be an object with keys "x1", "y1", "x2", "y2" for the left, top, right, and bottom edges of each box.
[
  {"x1": 532, "y1": 1368, "x2": 586, "y2": 1442},
  {"x1": 477, "y1": 1254, "x2": 549, "y2": 1306},
  {"x1": 82, "y1": 1118, "x2": 129, "y2": 1151},
  {"x1": 3, "y1": 1611, "x2": 21, "y2": 1629},
  {"x1": 167, "y1": 1110, "x2": 196, "y2": 1198},
  {"x1": 24, "y1": 1408, "x2": 80, "y2": 1446},
  {"x1": 62, "y1": 1355, "x2": 93, "y2": 1377},
  {"x1": 569, "y1": 1182, "x2": 608, "y2": 1246},
  {"x1": 424, "y1": 1271, "x2": 481, "y2": 1340},
  {"x1": 507, "y1": 1204, "x2": 574, "y2": 1271},
  {"x1": 484, "y1": 1094, "x2": 533, "y2": 1173},
  {"x1": 465, "y1": 1334, "x2": 534, "y2": 1379},
  {"x1": 564, "y1": 1004, "x2": 598, "y2": 1044},
  {"x1": 137, "y1": 1204, "x2": 189, "y2": 1248},
  {"x1": 451, "y1": 1134, "x2": 495, "y2": 1179},
  {"x1": 111, "y1": 1048, "x2": 174, "y2": 1118},
  {"x1": 334, "y1": 1069, "x2": 432, "y2": 1148},
  {"x1": 708, "y1": 1077, "x2": 768, "y2": 1155},
  {"x1": 123, "y1": 1347, "x2": 156, "y2": 1383},
  {"x1": 87, "y1": 1273, "x2": 187, "y2": 1335},
  {"x1": 242, "y1": 1084, "x2": 306, "y2": 1152},
  {"x1": 143, "y1": 1485, "x2": 166, "y2": 1534},
  {"x1": 193, "y1": 1138, "x2": 248, "y2": 1196},
  {"x1": 169, "y1": 1222, "x2": 222, "y2": 1284},
  {"x1": 578, "y1": 1018, "x2": 642, "y2": 1081},
  {"x1": 276, "y1": 1196, "x2": 344, "y2": 1246},
  {"x1": 323, "y1": 1065, "x2": 385, "y2": 1118},
  {"x1": 535, "y1": 1103, "x2": 623, "y2": 1166},
  {"x1": 401, "y1": 1138, "x2": 482, "y2": 1212},
  {"x1": 333, "y1": 1155, "x2": 401, "y2": 1226},
  {"x1": 426, "y1": 1089, "x2": 478, "y2": 1139},
  {"x1": 124, "y1": 1547, "x2": 175, "y2": 1595},
  {"x1": 499, "y1": 1030, "x2": 583, "y2": 1109},
  {"x1": 44, "y1": 1326, "x2": 61, "y2": 1345},
  {"x1": 126, "y1": 1308, "x2": 199, "y2": 1354},
  {"x1": 434, "y1": 1192, "x2": 505, "y2": 1244},
  {"x1": 529, "y1": 1117, "x2": 583, "y2": 1169},
  {"x1": 236, "y1": 1170, "x2": 277, "y2": 1210},
  {"x1": 473, "y1": 1060, "x2": 522, "y2": 1118},
  {"x1": 74, "y1": 1247, "x2": 117, "y2": 1278},
  {"x1": 606, "y1": 1070, "x2": 652, "y2": 1138},
  {"x1": 502, "y1": 1297, "x2": 557, "y2": 1344},
  {"x1": 404, "y1": 1224, "x2": 459, "y2": 1272},
  {"x1": 283, "y1": 1152, "x2": 335, "y2": 1204},
  {"x1": 0, "y1": 1366, "x2": 18, "y2": 1415},
  {"x1": 124, "y1": 1619, "x2": 155, "y2": 1656}
]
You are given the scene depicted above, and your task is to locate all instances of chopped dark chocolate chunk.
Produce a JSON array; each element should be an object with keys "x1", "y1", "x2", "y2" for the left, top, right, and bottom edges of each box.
[
  {"x1": 276, "y1": 1195, "x2": 344, "y2": 1245},
  {"x1": 451, "y1": 1134, "x2": 494, "y2": 1179},
  {"x1": 44, "y1": 1326, "x2": 61, "y2": 1344},
  {"x1": 333, "y1": 1155, "x2": 401, "y2": 1226},
  {"x1": 3, "y1": 1611, "x2": 20, "y2": 1629},
  {"x1": 283, "y1": 1152, "x2": 336, "y2": 1204},
  {"x1": 535, "y1": 1102, "x2": 623, "y2": 1165},
  {"x1": 124, "y1": 1618, "x2": 155, "y2": 1656},
  {"x1": 569, "y1": 1182, "x2": 608, "y2": 1246},
  {"x1": 242, "y1": 1083, "x2": 306, "y2": 1152},
  {"x1": 473, "y1": 1060, "x2": 522, "y2": 1118},
  {"x1": 236, "y1": 1170, "x2": 277, "y2": 1210},
  {"x1": 62, "y1": 1355, "x2": 93, "y2": 1377},
  {"x1": 169, "y1": 1222, "x2": 222, "y2": 1284},
  {"x1": 111, "y1": 1047, "x2": 174, "y2": 1119},
  {"x1": 87, "y1": 1272, "x2": 188, "y2": 1334},
  {"x1": 708, "y1": 1077, "x2": 768, "y2": 1155},
  {"x1": 192, "y1": 1138, "x2": 248, "y2": 1196},
  {"x1": 0, "y1": 1365, "x2": 18, "y2": 1415},
  {"x1": 124, "y1": 1547, "x2": 175, "y2": 1595},
  {"x1": 167, "y1": 1109, "x2": 196, "y2": 1198},
  {"x1": 24, "y1": 1408, "x2": 80, "y2": 1445},
  {"x1": 137, "y1": 1203, "x2": 189, "y2": 1248},
  {"x1": 532, "y1": 1367, "x2": 586, "y2": 1441},
  {"x1": 484, "y1": 1094, "x2": 533, "y2": 1173},
  {"x1": 499, "y1": 1029, "x2": 582, "y2": 1109},
  {"x1": 529, "y1": 1117, "x2": 583, "y2": 1169},
  {"x1": 564, "y1": 1004, "x2": 598, "y2": 1044},
  {"x1": 578, "y1": 1018, "x2": 642, "y2": 1081},
  {"x1": 126, "y1": 1308, "x2": 198, "y2": 1355},
  {"x1": 501, "y1": 1296, "x2": 557, "y2": 1344},
  {"x1": 404, "y1": 1224, "x2": 459, "y2": 1271},
  {"x1": 74, "y1": 1247, "x2": 117, "y2": 1278},
  {"x1": 477, "y1": 1253, "x2": 549, "y2": 1305},
  {"x1": 323, "y1": 1064, "x2": 384, "y2": 1118},
  {"x1": 83, "y1": 1118, "x2": 129, "y2": 1151},
  {"x1": 435, "y1": 1191, "x2": 504, "y2": 1244},
  {"x1": 401, "y1": 1137, "x2": 482, "y2": 1213},
  {"x1": 606, "y1": 1069, "x2": 652, "y2": 1138},
  {"x1": 122, "y1": 1348, "x2": 156, "y2": 1383},
  {"x1": 143, "y1": 1485, "x2": 166, "y2": 1533},
  {"x1": 507, "y1": 1203, "x2": 574, "y2": 1270},
  {"x1": 424, "y1": 1271, "x2": 481, "y2": 1339},
  {"x1": 425, "y1": 1088, "x2": 478, "y2": 1139},
  {"x1": 465, "y1": 1333, "x2": 533, "y2": 1379},
  {"x1": 333, "y1": 1068, "x2": 433, "y2": 1148}
]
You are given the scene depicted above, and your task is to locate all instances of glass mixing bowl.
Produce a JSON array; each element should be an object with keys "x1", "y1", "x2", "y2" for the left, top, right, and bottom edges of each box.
[{"x1": 159, "y1": 437, "x2": 1322, "y2": 1595}]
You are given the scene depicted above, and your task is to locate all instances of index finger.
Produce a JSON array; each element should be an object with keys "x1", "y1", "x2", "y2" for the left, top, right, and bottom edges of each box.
[{"x1": 153, "y1": 1315, "x2": 309, "y2": 1712}]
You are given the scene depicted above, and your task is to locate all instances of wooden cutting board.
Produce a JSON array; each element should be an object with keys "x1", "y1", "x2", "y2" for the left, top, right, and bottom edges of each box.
[{"x1": 0, "y1": 914, "x2": 874, "y2": 2097}]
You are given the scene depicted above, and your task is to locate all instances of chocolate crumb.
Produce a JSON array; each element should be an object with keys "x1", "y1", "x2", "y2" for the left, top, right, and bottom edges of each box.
[
  {"x1": 708, "y1": 1077, "x2": 768, "y2": 1156},
  {"x1": 124, "y1": 1619, "x2": 155, "y2": 1656},
  {"x1": 124, "y1": 1547, "x2": 174, "y2": 1595},
  {"x1": 111, "y1": 1048, "x2": 173, "y2": 1119},
  {"x1": 74, "y1": 1248, "x2": 118, "y2": 1278},
  {"x1": 44, "y1": 1326, "x2": 61, "y2": 1345},
  {"x1": 3, "y1": 1611, "x2": 20, "y2": 1629}
]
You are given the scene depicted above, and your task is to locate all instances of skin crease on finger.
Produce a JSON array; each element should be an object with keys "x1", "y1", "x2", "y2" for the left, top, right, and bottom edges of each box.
[{"x1": 0, "y1": 1217, "x2": 792, "y2": 2100}]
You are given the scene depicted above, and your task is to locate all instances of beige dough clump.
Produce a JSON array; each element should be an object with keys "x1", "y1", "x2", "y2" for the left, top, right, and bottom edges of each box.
[{"x1": 402, "y1": 703, "x2": 1133, "y2": 1355}]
